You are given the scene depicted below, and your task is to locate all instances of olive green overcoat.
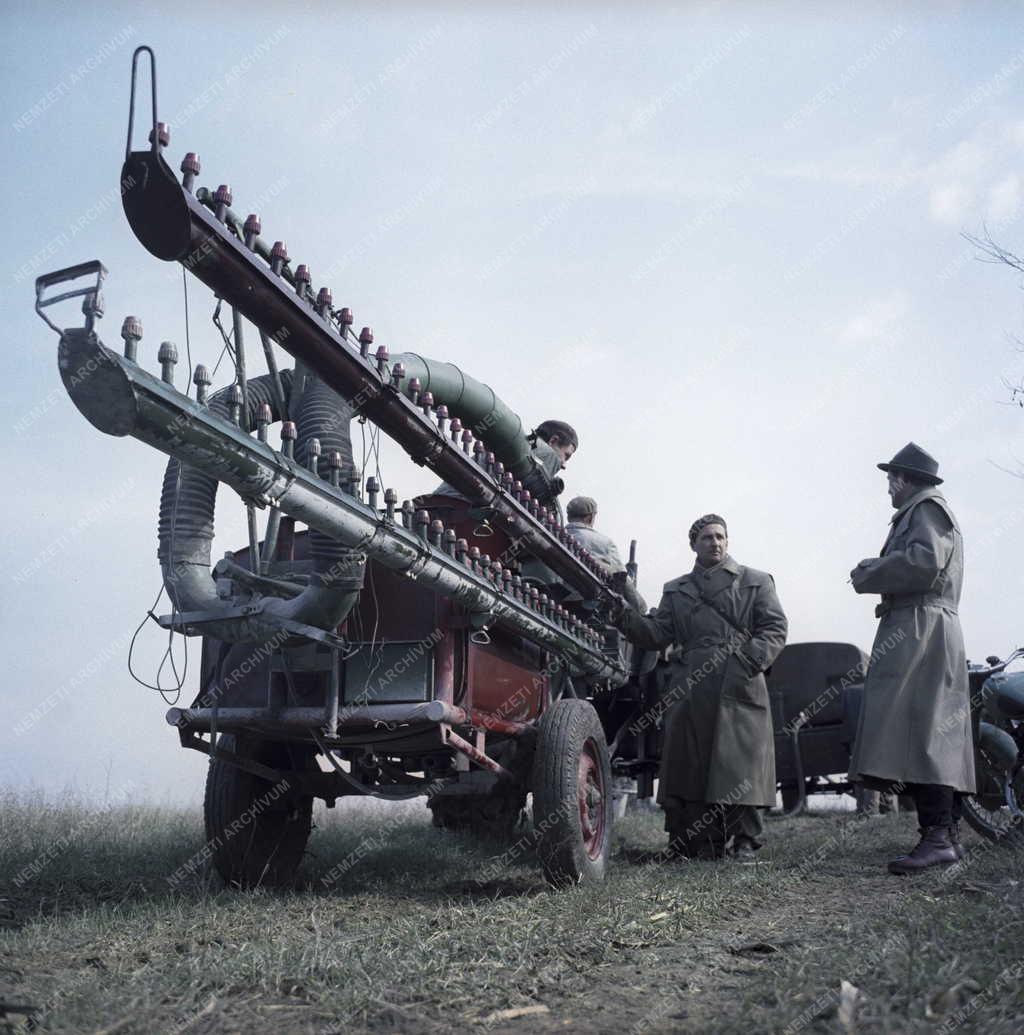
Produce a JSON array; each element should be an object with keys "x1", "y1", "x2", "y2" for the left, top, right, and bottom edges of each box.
[
  {"x1": 618, "y1": 556, "x2": 788, "y2": 807},
  {"x1": 849, "y1": 488, "x2": 975, "y2": 792}
]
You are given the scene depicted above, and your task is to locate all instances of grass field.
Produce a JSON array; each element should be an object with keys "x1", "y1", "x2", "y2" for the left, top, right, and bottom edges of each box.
[{"x1": 2, "y1": 787, "x2": 1023, "y2": 1034}]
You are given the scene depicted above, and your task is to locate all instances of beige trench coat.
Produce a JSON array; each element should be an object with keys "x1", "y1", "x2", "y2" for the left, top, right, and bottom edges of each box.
[
  {"x1": 619, "y1": 556, "x2": 788, "y2": 807},
  {"x1": 849, "y1": 488, "x2": 975, "y2": 792}
]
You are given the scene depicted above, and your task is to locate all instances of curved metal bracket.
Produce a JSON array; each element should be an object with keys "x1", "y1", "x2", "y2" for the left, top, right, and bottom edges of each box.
[
  {"x1": 35, "y1": 260, "x2": 107, "y2": 335},
  {"x1": 125, "y1": 45, "x2": 158, "y2": 161}
]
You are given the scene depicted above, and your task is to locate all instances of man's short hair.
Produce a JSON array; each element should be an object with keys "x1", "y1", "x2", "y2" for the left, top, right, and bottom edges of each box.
[
  {"x1": 533, "y1": 420, "x2": 579, "y2": 450},
  {"x1": 567, "y1": 496, "x2": 597, "y2": 520}
]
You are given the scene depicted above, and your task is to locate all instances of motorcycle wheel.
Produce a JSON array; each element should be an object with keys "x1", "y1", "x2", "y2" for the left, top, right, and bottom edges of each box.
[{"x1": 961, "y1": 720, "x2": 1024, "y2": 847}]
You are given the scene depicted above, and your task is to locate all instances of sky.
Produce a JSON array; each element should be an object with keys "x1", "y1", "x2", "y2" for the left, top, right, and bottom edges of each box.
[{"x1": 3, "y1": 1, "x2": 1024, "y2": 804}]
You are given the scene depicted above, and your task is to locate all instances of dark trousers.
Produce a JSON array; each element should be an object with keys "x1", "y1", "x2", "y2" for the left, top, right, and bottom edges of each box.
[
  {"x1": 907, "y1": 783, "x2": 964, "y2": 828},
  {"x1": 664, "y1": 797, "x2": 764, "y2": 858}
]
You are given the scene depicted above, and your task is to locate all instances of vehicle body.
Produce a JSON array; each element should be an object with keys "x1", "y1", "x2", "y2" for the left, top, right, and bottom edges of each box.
[{"x1": 961, "y1": 649, "x2": 1024, "y2": 845}]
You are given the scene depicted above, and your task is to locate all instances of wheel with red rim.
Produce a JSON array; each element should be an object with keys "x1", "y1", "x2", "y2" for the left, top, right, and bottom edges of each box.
[{"x1": 532, "y1": 699, "x2": 613, "y2": 886}]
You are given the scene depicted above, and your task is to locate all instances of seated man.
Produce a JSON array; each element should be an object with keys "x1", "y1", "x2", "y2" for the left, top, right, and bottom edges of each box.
[
  {"x1": 433, "y1": 419, "x2": 578, "y2": 507},
  {"x1": 565, "y1": 496, "x2": 646, "y2": 611}
]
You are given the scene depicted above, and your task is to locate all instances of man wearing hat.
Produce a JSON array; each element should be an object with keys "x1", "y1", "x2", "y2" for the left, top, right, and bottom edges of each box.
[
  {"x1": 614, "y1": 515, "x2": 788, "y2": 859},
  {"x1": 849, "y1": 443, "x2": 975, "y2": 874},
  {"x1": 565, "y1": 496, "x2": 646, "y2": 611}
]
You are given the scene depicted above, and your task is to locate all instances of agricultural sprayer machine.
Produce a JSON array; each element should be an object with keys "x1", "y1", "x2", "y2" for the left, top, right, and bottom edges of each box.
[{"x1": 34, "y1": 47, "x2": 660, "y2": 888}]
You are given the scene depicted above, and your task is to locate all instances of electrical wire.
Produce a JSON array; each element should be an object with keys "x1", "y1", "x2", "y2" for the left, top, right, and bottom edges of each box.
[{"x1": 211, "y1": 299, "x2": 236, "y2": 379}]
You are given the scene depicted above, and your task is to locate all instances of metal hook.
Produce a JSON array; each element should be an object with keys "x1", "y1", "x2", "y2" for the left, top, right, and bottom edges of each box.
[
  {"x1": 126, "y1": 45, "x2": 158, "y2": 162},
  {"x1": 470, "y1": 628, "x2": 491, "y2": 645},
  {"x1": 472, "y1": 521, "x2": 495, "y2": 538}
]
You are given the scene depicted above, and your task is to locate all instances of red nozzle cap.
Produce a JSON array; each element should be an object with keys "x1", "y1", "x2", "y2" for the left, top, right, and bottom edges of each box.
[
  {"x1": 359, "y1": 326, "x2": 373, "y2": 345},
  {"x1": 295, "y1": 264, "x2": 311, "y2": 284},
  {"x1": 281, "y1": 420, "x2": 297, "y2": 440},
  {"x1": 375, "y1": 344, "x2": 389, "y2": 362},
  {"x1": 180, "y1": 152, "x2": 200, "y2": 175},
  {"x1": 244, "y1": 213, "x2": 261, "y2": 237},
  {"x1": 421, "y1": 391, "x2": 434, "y2": 408},
  {"x1": 436, "y1": 404, "x2": 449, "y2": 419},
  {"x1": 339, "y1": 307, "x2": 353, "y2": 326},
  {"x1": 450, "y1": 417, "x2": 462, "y2": 433},
  {"x1": 149, "y1": 122, "x2": 170, "y2": 147},
  {"x1": 257, "y1": 403, "x2": 273, "y2": 424},
  {"x1": 409, "y1": 377, "x2": 422, "y2": 392},
  {"x1": 317, "y1": 286, "x2": 333, "y2": 308},
  {"x1": 271, "y1": 240, "x2": 288, "y2": 261},
  {"x1": 393, "y1": 361, "x2": 406, "y2": 378},
  {"x1": 214, "y1": 184, "x2": 232, "y2": 206}
]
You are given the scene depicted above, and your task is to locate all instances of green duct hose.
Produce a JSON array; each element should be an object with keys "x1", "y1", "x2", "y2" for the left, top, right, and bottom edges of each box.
[{"x1": 392, "y1": 353, "x2": 534, "y2": 479}]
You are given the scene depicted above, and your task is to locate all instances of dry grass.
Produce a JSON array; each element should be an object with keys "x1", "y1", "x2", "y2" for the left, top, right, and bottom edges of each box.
[{"x1": 1, "y1": 788, "x2": 1023, "y2": 1034}]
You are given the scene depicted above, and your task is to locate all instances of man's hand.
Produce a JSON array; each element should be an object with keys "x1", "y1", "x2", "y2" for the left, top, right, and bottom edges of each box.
[
  {"x1": 608, "y1": 570, "x2": 629, "y2": 595},
  {"x1": 850, "y1": 559, "x2": 874, "y2": 588}
]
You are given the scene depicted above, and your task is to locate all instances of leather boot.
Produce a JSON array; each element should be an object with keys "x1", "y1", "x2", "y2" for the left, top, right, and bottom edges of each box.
[
  {"x1": 948, "y1": 821, "x2": 965, "y2": 861},
  {"x1": 888, "y1": 826, "x2": 958, "y2": 874}
]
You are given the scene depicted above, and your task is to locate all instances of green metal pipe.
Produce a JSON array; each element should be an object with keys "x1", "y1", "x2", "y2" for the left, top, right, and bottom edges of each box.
[{"x1": 392, "y1": 353, "x2": 533, "y2": 478}]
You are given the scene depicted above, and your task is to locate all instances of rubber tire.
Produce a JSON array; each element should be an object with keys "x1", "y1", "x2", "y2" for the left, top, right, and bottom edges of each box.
[
  {"x1": 781, "y1": 784, "x2": 803, "y2": 812},
  {"x1": 204, "y1": 734, "x2": 315, "y2": 889},
  {"x1": 428, "y1": 792, "x2": 526, "y2": 839},
  {"x1": 532, "y1": 699, "x2": 613, "y2": 887},
  {"x1": 961, "y1": 731, "x2": 1024, "y2": 847}
]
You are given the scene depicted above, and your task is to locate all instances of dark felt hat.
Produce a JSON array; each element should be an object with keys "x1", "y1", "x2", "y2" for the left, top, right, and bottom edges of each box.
[{"x1": 877, "y1": 442, "x2": 943, "y2": 485}]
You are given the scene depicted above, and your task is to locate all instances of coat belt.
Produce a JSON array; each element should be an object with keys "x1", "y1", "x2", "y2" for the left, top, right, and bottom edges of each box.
[
  {"x1": 679, "y1": 636, "x2": 734, "y2": 652},
  {"x1": 876, "y1": 594, "x2": 958, "y2": 618}
]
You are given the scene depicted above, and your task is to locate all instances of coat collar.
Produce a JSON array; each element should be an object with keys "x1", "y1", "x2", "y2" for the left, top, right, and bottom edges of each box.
[
  {"x1": 690, "y1": 554, "x2": 740, "y2": 577},
  {"x1": 890, "y1": 486, "x2": 946, "y2": 525},
  {"x1": 665, "y1": 555, "x2": 739, "y2": 592}
]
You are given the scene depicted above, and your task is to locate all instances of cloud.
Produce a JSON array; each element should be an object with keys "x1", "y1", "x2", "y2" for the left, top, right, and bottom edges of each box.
[
  {"x1": 838, "y1": 292, "x2": 909, "y2": 345},
  {"x1": 929, "y1": 181, "x2": 973, "y2": 224},
  {"x1": 987, "y1": 173, "x2": 1021, "y2": 223}
]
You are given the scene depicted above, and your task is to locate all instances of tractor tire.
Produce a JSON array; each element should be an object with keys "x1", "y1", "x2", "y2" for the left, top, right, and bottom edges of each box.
[
  {"x1": 532, "y1": 699, "x2": 613, "y2": 887},
  {"x1": 204, "y1": 734, "x2": 315, "y2": 889},
  {"x1": 428, "y1": 791, "x2": 526, "y2": 839}
]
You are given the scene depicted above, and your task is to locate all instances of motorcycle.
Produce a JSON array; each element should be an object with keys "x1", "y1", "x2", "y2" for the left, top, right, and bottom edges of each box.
[{"x1": 962, "y1": 648, "x2": 1024, "y2": 846}]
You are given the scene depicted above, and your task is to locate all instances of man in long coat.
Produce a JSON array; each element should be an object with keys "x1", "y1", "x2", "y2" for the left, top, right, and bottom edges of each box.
[
  {"x1": 849, "y1": 442, "x2": 975, "y2": 874},
  {"x1": 615, "y1": 515, "x2": 788, "y2": 859}
]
